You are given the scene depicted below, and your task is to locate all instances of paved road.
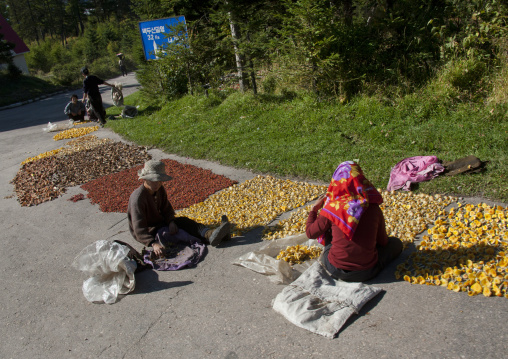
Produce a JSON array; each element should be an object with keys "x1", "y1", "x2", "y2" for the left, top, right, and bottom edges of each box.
[
  {"x1": 0, "y1": 72, "x2": 140, "y2": 132},
  {"x1": 0, "y1": 74, "x2": 506, "y2": 358}
]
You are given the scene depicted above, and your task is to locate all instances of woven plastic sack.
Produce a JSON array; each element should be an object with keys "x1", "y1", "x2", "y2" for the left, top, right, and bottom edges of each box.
[
  {"x1": 72, "y1": 240, "x2": 137, "y2": 304},
  {"x1": 233, "y1": 233, "x2": 323, "y2": 284},
  {"x1": 272, "y1": 262, "x2": 382, "y2": 338},
  {"x1": 111, "y1": 84, "x2": 124, "y2": 107},
  {"x1": 121, "y1": 105, "x2": 138, "y2": 118}
]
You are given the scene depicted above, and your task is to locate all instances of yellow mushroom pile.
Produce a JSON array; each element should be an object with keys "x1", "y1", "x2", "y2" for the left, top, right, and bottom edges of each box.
[
  {"x1": 21, "y1": 148, "x2": 63, "y2": 165},
  {"x1": 72, "y1": 119, "x2": 93, "y2": 124},
  {"x1": 276, "y1": 244, "x2": 322, "y2": 265},
  {"x1": 177, "y1": 175, "x2": 324, "y2": 236},
  {"x1": 398, "y1": 203, "x2": 508, "y2": 297},
  {"x1": 262, "y1": 190, "x2": 456, "y2": 242},
  {"x1": 57, "y1": 135, "x2": 112, "y2": 156},
  {"x1": 53, "y1": 126, "x2": 99, "y2": 141},
  {"x1": 263, "y1": 204, "x2": 316, "y2": 240},
  {"x1": 380, "y1": 191, "x2": 456, "y2": 247},
  {"x1": 20, "y1": 135, "x2": 112, "y2": 165}
]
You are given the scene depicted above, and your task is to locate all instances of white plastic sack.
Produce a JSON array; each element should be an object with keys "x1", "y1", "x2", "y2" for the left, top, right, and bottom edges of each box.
[
  {"x1": 233, "y1": 233, "x2": 323, "y2": 284},
  {"x1": 43, "y1": 120, "x2": 73, "y2": 132},
  {"x1": 72, "y1": 240, "x2": 137, "y2": 304}
]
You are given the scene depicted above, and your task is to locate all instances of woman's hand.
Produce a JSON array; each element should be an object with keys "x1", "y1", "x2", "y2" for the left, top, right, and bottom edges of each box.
[
  {"x1": 168, "y1": 221, "x2": 178, "y2": 235},
  {"x1": 152, "y1": 242, "x2": 164, "y2": 256},
  {"x1": 313, "y1": 194, "x2": 327, "y2": 211}
]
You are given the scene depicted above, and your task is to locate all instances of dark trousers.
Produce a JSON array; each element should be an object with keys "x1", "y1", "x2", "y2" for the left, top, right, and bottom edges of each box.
[
  {"x1": 320, "y1": 237, "x2": 403, "y2": 282},
  {"x1": 173, "y1": 217, "x2": 208, "y2": 241},
  {"x1": 68, "y1": 113, "x2": 85, "y2": 122},
  {"x1": 88, "y1": 94, "x2": 106, "y2": 124}
]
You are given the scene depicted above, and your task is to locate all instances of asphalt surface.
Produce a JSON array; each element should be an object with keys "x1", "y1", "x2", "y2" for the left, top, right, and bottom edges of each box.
[{"x1": 0, "y1": 72, "x2": 506, "y2": 359}]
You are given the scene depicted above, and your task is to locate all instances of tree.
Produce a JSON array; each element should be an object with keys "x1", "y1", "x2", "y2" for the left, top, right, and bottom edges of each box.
[
  {"x1": 66, "y1": 0, "x2": 86, "y2": 36},
  {"x1": 84, "y1": 26, "x2": 100, "y2": 62},
  {"x1": 0, "y1": 26, "x2": 15, "y2": 65},
  {"x1": 0, "y1": 0, "x2": 9, "y2": 19},
  {"x1": 136, "y1": 21, "x2": 191, "y2": 100}
]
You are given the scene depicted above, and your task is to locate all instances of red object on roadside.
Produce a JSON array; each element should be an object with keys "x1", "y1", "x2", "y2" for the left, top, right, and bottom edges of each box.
[{"x1": 81, "y1": 159, "x2": 237, "y2": 213}]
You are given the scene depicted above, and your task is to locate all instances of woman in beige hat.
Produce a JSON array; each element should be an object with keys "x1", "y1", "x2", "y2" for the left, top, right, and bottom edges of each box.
[{"x1": 127, "y1": 160, "x2": 231, "y2": 257}]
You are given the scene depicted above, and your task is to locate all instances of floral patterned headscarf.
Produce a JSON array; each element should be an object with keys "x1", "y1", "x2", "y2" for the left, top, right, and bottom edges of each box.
[{"x1": 319, "y1": 161, "x2": 383, "y2": 241}]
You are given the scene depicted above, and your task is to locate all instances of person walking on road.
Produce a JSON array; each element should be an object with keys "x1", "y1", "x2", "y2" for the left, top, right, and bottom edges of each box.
[
  {"x1": 127, "y1": 160, "x2": 232, "y2": 257},
  {"x1": 118, "y1": 56, "x2": 128, "y2": 76},
  {"x1": 81, "y1": 67, "x2": 114, "y2": 127}
]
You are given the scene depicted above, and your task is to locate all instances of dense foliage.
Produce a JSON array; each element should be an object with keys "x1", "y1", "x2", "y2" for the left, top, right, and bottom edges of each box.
[{"x1": 1, "y1": 0, "x2": 507, "y2": 100}]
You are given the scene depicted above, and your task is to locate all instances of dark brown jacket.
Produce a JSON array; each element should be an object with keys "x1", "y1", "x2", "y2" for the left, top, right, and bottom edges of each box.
[{"x1": 127, "y1": 185, "x2": 175, "y2": 246}]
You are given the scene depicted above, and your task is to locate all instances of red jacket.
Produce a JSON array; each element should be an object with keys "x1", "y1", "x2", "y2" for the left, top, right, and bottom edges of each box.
[{"x1": 306, "y1": 203, "x2": 388, "y2": 271}]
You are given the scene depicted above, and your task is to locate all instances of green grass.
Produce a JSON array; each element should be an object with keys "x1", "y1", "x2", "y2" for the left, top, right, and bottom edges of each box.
[
  {"x1": 106, "y1": 90, "x2": 508, "y2": 202},
  {"x1": 0, "y1": 74, "x2": 65, "y2": 107}
]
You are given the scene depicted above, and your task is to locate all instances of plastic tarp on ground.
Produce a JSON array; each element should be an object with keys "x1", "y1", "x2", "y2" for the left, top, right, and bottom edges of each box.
[
  {"x1": 72, "y1": 240, "x2": 137, "y2": 304},
  {"x1": 233, "y1": 233, "x2": 323, "y2": 284}
]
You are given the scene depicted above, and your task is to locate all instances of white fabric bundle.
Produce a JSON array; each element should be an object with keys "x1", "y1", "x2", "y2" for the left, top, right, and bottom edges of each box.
[{"x1": 272, "y1": 261, "x2": 382, "y2": 338}]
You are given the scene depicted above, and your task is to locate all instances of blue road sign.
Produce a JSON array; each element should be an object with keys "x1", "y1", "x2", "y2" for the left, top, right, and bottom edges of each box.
[{"x1": 138, "y1": 16, "x2": 187, "y2": 60}]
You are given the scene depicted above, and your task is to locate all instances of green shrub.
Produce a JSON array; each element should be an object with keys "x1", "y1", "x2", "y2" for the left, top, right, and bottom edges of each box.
[
  {"x1": 262, "y1": 75, "x2": 277, "y2": 94},
  {"x1": 50, "y1": 62, "x2": 80, "y2": 86},
  {"x1": 49, "y1": 43, "x2": 71, "y2": 64},
  {"x1": 137, "y1": 52, "x2": 189, "y2": 101},
  {"x1": 7, "y1": 63, "x2": 22, "y2": 78},
  {"x1": 26, "y1": 42, "x2": 52, "y2": 73},
  {"x1": 70, "y1": 38, "x2": 87, "y2": 62},
  {"x1": 84, "y1": 27, "x2": 101, "y2": 63},
  {"x1": 280, "y1": 88, "x2": 297, "y2": 100},
  {"x1": 445, "y1": 58, "x2": 488, "y2": 92},
  {"x1": 90, "y1": 57, "x2": 117, "y2": 79}
]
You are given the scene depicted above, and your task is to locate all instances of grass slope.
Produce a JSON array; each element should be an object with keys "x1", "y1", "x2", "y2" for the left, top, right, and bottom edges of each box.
[
  {"x1": 107, "y1": 91, "x2": 508, "y2": 202},
  {"x1": 0, "y1": 74, "x2": 64, "y2": 107}
]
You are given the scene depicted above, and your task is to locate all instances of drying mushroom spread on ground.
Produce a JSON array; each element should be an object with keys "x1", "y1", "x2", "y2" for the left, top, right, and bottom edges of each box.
[{"x1": 11, "y1": 131, "x2": 508, "y2": 298}]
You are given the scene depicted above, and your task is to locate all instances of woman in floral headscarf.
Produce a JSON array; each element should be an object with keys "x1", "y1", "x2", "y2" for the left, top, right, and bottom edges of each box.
[{"x1": 306, "y1": 161, "x2": 403, "y2": 282}]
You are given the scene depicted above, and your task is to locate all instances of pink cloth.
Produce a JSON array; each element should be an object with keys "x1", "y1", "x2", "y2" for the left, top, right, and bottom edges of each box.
[{"x1": 387, "y1": 156, "x2": 444, "y2": 191}]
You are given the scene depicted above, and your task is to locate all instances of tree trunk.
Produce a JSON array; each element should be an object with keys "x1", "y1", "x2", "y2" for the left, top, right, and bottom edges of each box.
[
  {"x1": 25, "y1": 0, "x2": 40, "y2": 44},
  {"x1": 249, "y1": 59, "x2": 257, "y2": 95},
  {"x1": 343, "y1": 0, "x2": 353, "y2": 26},
  {"x1": 329, "y1": 0, "x2": 353, "y2": 24},
  {"x1": 75, "y1": 0, "x2": 85, "y2": 35},
  {"x1": 187, "y1": 61, "x2": 193, "y2": 95},
  {"x1": 312, "y1": 61, "x2": 318, "y2": 94},
  {"x1": 58, "y1": 0, "x2": 66, "y2": 46},
  {"x1": 225, "y1": 1, "x2": 246, "y2": 92}
]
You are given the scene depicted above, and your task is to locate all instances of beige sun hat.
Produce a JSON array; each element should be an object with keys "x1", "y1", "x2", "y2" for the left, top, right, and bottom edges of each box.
[{"x1": 138, "y1": 160, "x2": 172, "y2": 182}]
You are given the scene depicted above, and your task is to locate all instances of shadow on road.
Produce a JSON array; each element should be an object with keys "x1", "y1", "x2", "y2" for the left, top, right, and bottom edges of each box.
[
  {"x1": 364, "y1": 242, "x2": 417, "y2": 285},
  {"x1": 219, "y1": 226, "x2": 265, "y2": 249},
  {"x1": 337, "y1": 291, "x2": 386, "y2": 336},
  {"x1": 132, "y1": 270, "x2": 194, "y2": 295}
]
